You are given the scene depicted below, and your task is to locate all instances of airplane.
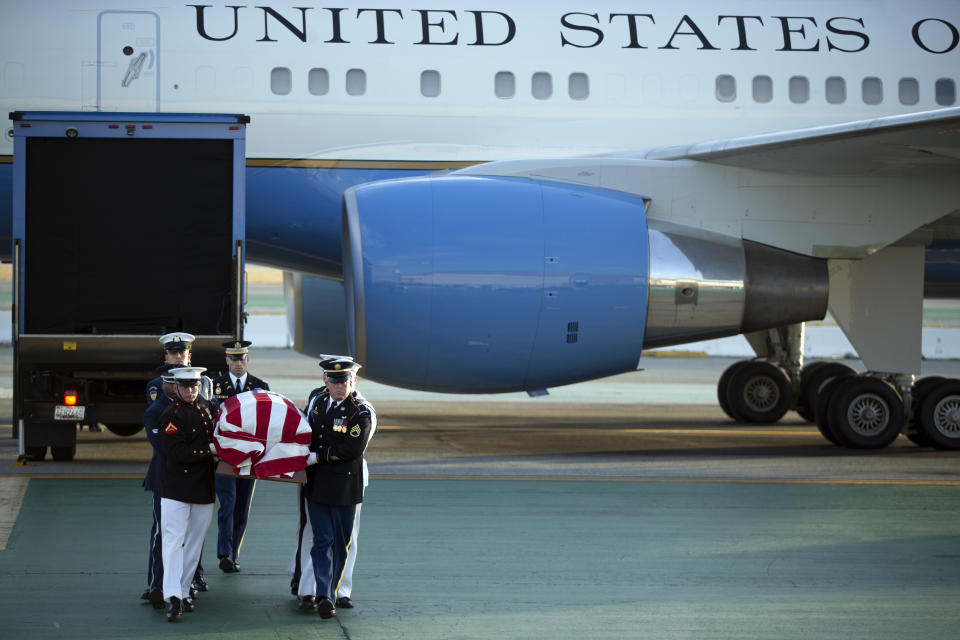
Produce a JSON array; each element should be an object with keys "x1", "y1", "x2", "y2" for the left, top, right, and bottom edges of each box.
[{"x1": 1, "y1": 1, "x2": 959, "y2": 450}]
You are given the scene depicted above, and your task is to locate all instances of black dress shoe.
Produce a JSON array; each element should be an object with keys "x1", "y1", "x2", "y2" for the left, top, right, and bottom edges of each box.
[
  {"x1": 148, "y1": 588, "x2": 165, "y2": 609},
  {"x1": 182, "y1": 597, "x2": 195, "y2": 613},
  {"x1": 219, "y1": 556, "x2": 236, "y2": 573},
  {"x1": 193, "y1": 576, "x2": 209, "y2": 592},
  {"x1": 166, "y1": 597, "x2": 183, "y2": 622},
  {"x1": 140, "y1": 588, "x2": 150, "y2": 600},
  {"x1": 298, "y1": 596, "x2": 316, "y2": 611},
  {"x1": 335, "y1": 597, "x2": 354, "y2": 609},
  {"x1": 189, "y1": 586, "x2": 199, "y2": 599},
  {"x1": 316, "y1": 597, "x2": 336, "y2": 619},
  {"x1": 232, "y1": 560, "x2": 241, "y2": 572}
]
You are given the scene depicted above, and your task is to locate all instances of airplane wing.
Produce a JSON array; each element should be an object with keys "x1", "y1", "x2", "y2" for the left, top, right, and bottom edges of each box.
[{"x1": 638, "y1": 106, "x2": 960, "y2": 177}]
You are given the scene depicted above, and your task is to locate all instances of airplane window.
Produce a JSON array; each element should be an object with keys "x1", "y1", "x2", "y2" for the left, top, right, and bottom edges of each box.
[
  {"x1": 420, "y1": 70, "x2": 441, "y2": 98},
  {"x1": 495, "y1": 71, "x2": 515, "y2": 99},
  {"x1": 308, "y1": 68, "x2": 329, "y2": 96},
  {"x1": 715, "y1": 75, "x2": 736, "y2": 102},
  {"x1": 346, "y1": 69, "x2": 366, "y2": 96},
  {"x1": 568, "y1": 73, "x2": 589, "y2": 100},
  {"x1": 898, "y1": 78, "x2": 919, "y2": 105},
  {"x1": 270, "y1": 67, "x2": 292, "y2": 95},
  {"x1": 825, "y1": 76, "x2": 846, "y2": 104},
  {"x1": 752, "y1": 75, "x2": 773, "y2": 103},
  {"x1": 936, "y1": 78, "x2": 956, "y2": 105},
  {"x1": 789, "y1": 76, "x2": 809, "y2": 103},
  {"x1": 862, "y1": 77, "x2": 883, "y2": 105},
  {"x1": 532, "y1": 72, "x2": 552, "y2": 100}
]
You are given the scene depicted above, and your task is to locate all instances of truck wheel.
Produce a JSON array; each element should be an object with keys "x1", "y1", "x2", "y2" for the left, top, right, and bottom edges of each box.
[
  {"x1": 25, "y1": 446, "x2": 47, "y2": 461},
  {"x1": 106, "y1": 423, "x2": 144, "y2": 437},
  {"x1": 51, "y1": 446, "x2": 76, "y2": 462}
]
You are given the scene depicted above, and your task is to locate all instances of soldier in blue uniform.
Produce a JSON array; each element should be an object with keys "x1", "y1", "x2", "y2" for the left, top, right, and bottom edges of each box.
[
  {"x1": 210, "y1": 340, "x2": 270, "y2": 573},
  {"x1": 291, "y1": 385, "x2": 376, "y2": 611},
  {"x1": 147, "y1": 332, "x2": 214, "y2": 404},
  {"x1": 140, "y1": 363, "x2": 177, "y2": 608},
  {"x1": 301, "y1": 356, "x2": 375, "y2": 619},
  {"x1": 159, "y1": 367, "x2": 219, "y2": 623}
]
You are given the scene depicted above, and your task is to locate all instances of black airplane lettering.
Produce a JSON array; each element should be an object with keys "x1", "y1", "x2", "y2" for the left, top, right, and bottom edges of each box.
[{"x1": 188, "y1": 5, "x2": 958, "y2": 55}]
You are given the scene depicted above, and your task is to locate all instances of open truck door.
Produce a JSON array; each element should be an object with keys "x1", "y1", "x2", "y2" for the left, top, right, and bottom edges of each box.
[{"x1": 10, "y1": 111, "x2": 248, "y2": 461}]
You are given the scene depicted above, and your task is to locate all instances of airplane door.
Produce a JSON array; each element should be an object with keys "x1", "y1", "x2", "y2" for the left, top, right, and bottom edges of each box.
[{"x1": 97, "y1": 11, "x2": 159, "y2": 111}]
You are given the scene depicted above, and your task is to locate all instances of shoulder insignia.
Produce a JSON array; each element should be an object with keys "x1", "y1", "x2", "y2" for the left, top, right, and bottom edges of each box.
[
  {"x1": 350, "y1": 425, "x2": 361, "y2": 438},
  {"x1": 215, "y1": 385, "x2": 221, "y2": 395},
  {"x1": 149, "y1": 387, "x2": 158, "y2": 402},
  {"x1": 164, "y1": 422, "x2": 178, "y2": 434}
]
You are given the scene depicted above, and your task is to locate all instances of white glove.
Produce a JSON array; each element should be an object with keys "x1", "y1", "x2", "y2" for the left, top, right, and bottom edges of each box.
[
  {"x1": 306, "y1": 452, "x2": 318, "y2": 466},
  {"x1": 209, "y1": 443, "x2": 218, "y2": 455}
]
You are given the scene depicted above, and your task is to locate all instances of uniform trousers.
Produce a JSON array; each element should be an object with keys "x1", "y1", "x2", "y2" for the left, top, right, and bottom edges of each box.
[
  {"x1": 304, "y1": 499, "x2": 358, "y2": 602},
  {"x1": 292, "y1": 490, "x2": 362, "y2": 598},
  {"x1": 215, "y1": 475, "x2": 256, "y2": 561},
  {"x1": 146, "y1": 490, "x2": 163, "y2": 591},
  {"x1": 161, "y1": 498, "x2": 214, "y2": 602}
]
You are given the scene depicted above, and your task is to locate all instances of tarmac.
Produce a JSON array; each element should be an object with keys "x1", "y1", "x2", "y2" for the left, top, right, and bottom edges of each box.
[{"x1": 1, "y1": 349, "x2": 959, "y2": 639}]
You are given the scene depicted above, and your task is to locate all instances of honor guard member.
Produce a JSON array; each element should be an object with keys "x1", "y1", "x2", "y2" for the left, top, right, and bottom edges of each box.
[
  {"x1": 158, "y1": 367, "x2": 219, "y2": 622},
  {"x1": 301, "y1": 356, "x2": 375, "y2": 619},
  {"x1": 291, "y1": 386, "x2": 376, "y2": 611},
  {"x1": 211, "y1": 340, "x2": 270, "y2": 573},
  {"x1": 147, "y1": 333, "x2": 214, "y2": 404},
  {"x1": 140, "y1": 364, "x2": 178, "y2": 609},
  {"x1": 146, "y1": 332, "x2": 211, "y2": 593}
]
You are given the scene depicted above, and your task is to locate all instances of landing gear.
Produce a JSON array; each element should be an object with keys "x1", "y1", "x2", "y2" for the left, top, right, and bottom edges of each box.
[
  {"x1": 796, "y1": 362, "x2": 858, "y2": 423},
  {"x1": 824, "y1": 377, "x2": 904, "y2": 449},
  {"x1": 721, "y1": 361, "x2": 792, "y2": 423},
  {"x1": 915, "y1": 380, "x2": 960, "y2": 450}
]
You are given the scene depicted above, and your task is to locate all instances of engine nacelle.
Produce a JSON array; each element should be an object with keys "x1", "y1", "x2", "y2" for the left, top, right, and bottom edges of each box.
[{"x1": 340, "y1": 175, "x2": 828, "y2": 393}]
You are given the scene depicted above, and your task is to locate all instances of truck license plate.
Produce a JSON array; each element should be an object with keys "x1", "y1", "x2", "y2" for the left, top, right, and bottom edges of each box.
[{"x1": 54, "y1": 405, "x2": 86, "y2": 421}]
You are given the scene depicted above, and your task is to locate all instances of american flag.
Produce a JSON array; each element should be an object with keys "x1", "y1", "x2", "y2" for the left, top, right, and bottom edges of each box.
[{"x1": 213, "y1": 390, "x2": 312, "y2": 479}]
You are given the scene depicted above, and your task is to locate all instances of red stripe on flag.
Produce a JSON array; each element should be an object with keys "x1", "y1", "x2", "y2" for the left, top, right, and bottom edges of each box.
[{"x1": 255, "y1": 455, "x2": 308, "y2": 479}]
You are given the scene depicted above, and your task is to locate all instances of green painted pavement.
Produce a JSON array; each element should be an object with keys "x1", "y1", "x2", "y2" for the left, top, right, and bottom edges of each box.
[{"x1": 1, "y1": 478, "x2": 959, "y2": 639}]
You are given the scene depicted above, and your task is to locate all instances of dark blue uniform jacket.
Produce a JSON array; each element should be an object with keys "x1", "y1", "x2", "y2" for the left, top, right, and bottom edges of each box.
[
  {"x1": 142, "y1": 393, "x2": 173, "y2": 492},
  {"x1": 303, "y1": 388, "x2": 374, "y2": 507}
]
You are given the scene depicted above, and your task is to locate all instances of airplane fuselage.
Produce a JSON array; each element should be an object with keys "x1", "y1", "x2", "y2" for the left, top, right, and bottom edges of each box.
[{"x1": 1, "y1": 1, "x2": 959, "y2": 274}]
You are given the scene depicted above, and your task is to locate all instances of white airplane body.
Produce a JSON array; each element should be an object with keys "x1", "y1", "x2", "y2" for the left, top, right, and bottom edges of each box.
[{"x1": 2, "y1": 1, "x2": 960, "y2": 449}]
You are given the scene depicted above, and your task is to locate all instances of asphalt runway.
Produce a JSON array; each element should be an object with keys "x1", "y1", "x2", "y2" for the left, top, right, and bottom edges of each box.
[{"x1": 1, "y1": 349, "x2": 959, "y2": 638}]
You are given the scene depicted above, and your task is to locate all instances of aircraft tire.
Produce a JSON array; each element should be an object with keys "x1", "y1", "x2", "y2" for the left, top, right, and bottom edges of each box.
[
  {"x1": 905, "y1": 376, "x2": 947, "y2": 447},
  {"x1": 717, "y1": 361, "x2": 751, "y2": 420},
  {"x1": 725, "y1": 361, "x2": 792, "y2": 424},
  {"x1": 916, "y1": 380, "x2": 960, "y2": 450},
  {"x1": 799, "y1": 362, "x2": 858, "y2": 426},
  {"x1": 815, "y1": 376, "x2": 852, "y2": 445},
  {"x1": 795, "y1": 361, "x2": 830, "y2": 421},
  {"x1": 827, "y1": 377, "x2": 904, "y2": 449}
]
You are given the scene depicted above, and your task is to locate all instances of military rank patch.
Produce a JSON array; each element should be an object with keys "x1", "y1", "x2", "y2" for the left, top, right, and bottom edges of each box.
[
  {"x1": 350, "y1": 425, "x2": 361, "y2": 438},
  {"x1": 149, "y1": 388, "x2": 158, "y2": 402},
  {"x1": 164, "y1": 422, "x2": 178, "y2": 434}
]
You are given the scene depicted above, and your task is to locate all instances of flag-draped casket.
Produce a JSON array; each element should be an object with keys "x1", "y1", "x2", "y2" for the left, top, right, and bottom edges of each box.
[{"x1": 213, "y1": 389, "x2": 312, "y2": 481}]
